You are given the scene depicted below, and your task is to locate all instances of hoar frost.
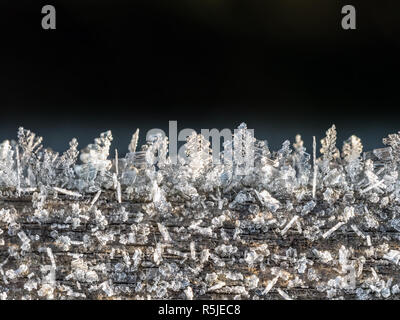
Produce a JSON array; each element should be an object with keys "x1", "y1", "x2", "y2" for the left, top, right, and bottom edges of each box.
[{"x1": 0, "y1": 124, "x2": 399, "y2": 300}]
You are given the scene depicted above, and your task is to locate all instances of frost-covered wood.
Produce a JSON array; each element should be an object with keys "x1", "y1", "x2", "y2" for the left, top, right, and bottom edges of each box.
[
  {"x1": 1, "y1": 192, "x2": 400, "y2": 300},
  {"x1": 1, "y1": 124, "x2": 400, "y2": 300}
]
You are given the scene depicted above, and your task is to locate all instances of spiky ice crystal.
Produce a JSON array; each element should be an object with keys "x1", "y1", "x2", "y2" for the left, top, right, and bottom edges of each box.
[{"x1": 0, "y1": 124, "x2": 400, "y2": 299}]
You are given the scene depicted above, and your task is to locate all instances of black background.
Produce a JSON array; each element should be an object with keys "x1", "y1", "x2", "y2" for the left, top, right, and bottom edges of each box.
[
  {"x1": 1, "y1": 299, "x2": 395, "y2": 318},
  {"x1": 0, "y1": 0, "x2": 399, "y2": 152}
]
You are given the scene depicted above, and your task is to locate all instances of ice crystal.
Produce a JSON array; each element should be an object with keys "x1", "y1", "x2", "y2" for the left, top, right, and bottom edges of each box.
[
  {"x1": 320, "y1": 125, "x2": 340, "y2": 162},
  {"x1": 0, "y1": 124, "x2": 400, "y2": 300}
]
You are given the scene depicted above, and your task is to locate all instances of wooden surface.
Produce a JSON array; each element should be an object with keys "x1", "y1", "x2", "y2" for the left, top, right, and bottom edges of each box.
[{"x1": 0, "y1": 191, "x2": 399, "y2": 300}]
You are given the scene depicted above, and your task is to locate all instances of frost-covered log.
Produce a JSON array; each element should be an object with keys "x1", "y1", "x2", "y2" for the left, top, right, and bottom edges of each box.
[{"x1": 1, "y1": 125, "x2": 400, "y2": 300}]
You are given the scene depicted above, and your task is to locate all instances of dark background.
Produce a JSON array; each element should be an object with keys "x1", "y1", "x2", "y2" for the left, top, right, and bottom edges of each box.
[{"x1": 0, "y1": 0, "x2": 399, "y2": 153}]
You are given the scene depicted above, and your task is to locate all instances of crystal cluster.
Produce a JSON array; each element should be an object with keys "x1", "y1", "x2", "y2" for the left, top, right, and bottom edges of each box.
[{"x1": 0, "y1": 124, "x2": 400, "y2": 300}]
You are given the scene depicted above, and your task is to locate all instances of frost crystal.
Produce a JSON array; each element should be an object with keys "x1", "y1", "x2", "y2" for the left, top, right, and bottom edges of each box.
[
  {"x1": 0, "y1": 124, "x2": 399, "y2": 300},
  {"x1": 320, "y1": 125, "x2": 340, "y2": 162}
]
